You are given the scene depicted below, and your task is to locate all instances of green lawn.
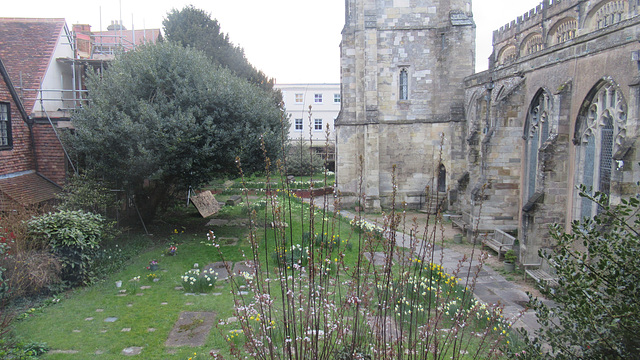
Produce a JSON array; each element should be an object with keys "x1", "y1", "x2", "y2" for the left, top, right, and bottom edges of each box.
[{"x1": 11, "y1": 195, "x2": 514, "y2": 359}]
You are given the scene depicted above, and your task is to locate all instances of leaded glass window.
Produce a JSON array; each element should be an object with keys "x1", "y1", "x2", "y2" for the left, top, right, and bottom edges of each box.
[
  {"x1": 399, "y1": 68, "x2": 409, "y2": 101},
  {"x1": 575, "y1": 81, "x2": 627, "y2": 218}
]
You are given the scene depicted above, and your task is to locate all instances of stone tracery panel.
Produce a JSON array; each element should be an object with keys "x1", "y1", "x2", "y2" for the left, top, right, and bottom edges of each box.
[
  {"x1": 549, "y1": 18, "x2": 577, "y2": 45},
  {"x1": 588, "y1": 0, "x2": 628, "y2": 30},
  {"x1": 497, "y1": 44, "x2": 517, "y2": 65},
  {"x1": 521, "y1": 33, "x2": 544, "y2": 56}
]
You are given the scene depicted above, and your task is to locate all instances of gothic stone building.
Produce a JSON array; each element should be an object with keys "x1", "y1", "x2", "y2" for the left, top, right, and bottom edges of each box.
[
  {"x1": 335, "y1": 0, "x2": 475, "y2": 211},
  {"x1": 336, "y1": 0, "x2": 640, "y2": 263}
]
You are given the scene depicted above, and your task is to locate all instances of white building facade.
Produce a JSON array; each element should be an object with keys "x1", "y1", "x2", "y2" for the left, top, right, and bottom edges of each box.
[{"x1": 276, "y1": 83, "x2": 340, "y2": 144}]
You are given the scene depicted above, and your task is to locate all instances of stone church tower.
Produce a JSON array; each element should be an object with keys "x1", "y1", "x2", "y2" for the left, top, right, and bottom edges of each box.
[{"x1": 335, "y1": 0, "x2": 476, "y2": 210}]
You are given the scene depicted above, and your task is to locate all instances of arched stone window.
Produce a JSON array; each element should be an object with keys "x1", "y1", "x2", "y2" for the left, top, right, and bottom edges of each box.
[
  {"x1": 574, "y1": 79, "x2": 627, "y2": 218},
  {"x1": 497, "y1": 45, "x2": 517, "y2": 65},
  {"x1": 523, "y1": 90, "x2": 551, "y2": 201},
  {"x1": 521, "y1": 33, "x2": 544, "y2": 56},
  {"x1": 549, "y1": 18, "x2": 577, "y2": 45},
  {"x1": 590, "y1": 0, "x2": 627, "y2": 30},
  {"x1": 399, "y1": 68, "x2": 409, "y2": 100}
]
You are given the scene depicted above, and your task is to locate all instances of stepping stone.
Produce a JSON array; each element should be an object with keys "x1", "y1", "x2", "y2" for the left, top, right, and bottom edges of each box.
[
  {"x1": 212, "y1": 293, "x2": 222, "y2": 296},
  {"x1": 140, "y1": 286, "x2": 151, "y2": 290},
  {"x1": 227, "y1": 317, "x2": 238, "y2": 323},
  {"x1": 185, "y1": 302, "x2": 194, "y2": 306},
  {"x1": 233, "y1": 261, "x2": 255, "y2": 276},
  {"x1": 206, "y1": 219, "x2": 229, "y2": 227},
  {"x1": 50, "y1": 350, "x2": 79, "y2": 354},
  {"x1": 95, "y1": 350, "x2": 104, "y2": 355},
  {"x1": 116, "y1": 294, "x2": 127, "y2": 297},
  {"x1": 127, "y1": 304, "x2": 133, "y2": 307},
  {"x1": 122, "y1": 347, "x2": 143, "y2": 356},
  {"x1": 203, "y1": 261, "x2": 232, "y2": 280},
  {"x1": 238, "y1": 291, "x2": 249, "y2": 296},
  {"x1": 165, "y1": 311, "x2": 216, "y2": 347},
  {"x1": 218, "y1": 237, "x2": 238, "y2": 246},
  {"x1": 72, "y1": 329, "x2": 81, "y2": 333},
  {"x1": 100, "y1": 330, "x2": 108, "y2": 333},
  {"x1": 95, "y1": 309, "x2": 104, "y2": 312},
  {"x1": 121, "y1": 328, "x2": 131, "y2": 332},
  {"x1": 161, "y1": 302, "x2": 168, "y2": 305},
  {"x1": 175, "y1": 286, "x2": 184, "y2": 291},
  {"x1": 104, "y1": 317, "x2": 118, "y2": 322},
  {"x1": 85, "y1": 317, "x2": 94, "y2": 321},
  {"x1": 136, "y1": 293, "x2": 144, "y2": 296},
  {"x1": 184, "y1": 293, "x2": 196, "y2": 296},
  {"x1": 147, "y1": 328, "x2": 156, "y2": 332}
]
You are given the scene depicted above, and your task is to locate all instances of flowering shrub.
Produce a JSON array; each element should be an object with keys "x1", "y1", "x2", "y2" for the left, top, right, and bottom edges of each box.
[{"x1": 181, "y1": 268, "x2": 218, "y2": 293}]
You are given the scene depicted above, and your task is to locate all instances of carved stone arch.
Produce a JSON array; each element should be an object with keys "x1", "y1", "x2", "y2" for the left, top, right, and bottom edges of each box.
[
  {"x1": 573, "y1": 78, "x2": 628, "y2": 218},
  {"x1": 520, "y1": 32, "x2": 544, "y2": 57},
  {"x1": 547, "y1": 17, "x2": 577, "y2": 46},
  {"x1": 585, "y1": 0, "x2": 628, "y2": 31},
  {"x1": 497, "y1": 44, "x2": 517, "y2": 65},
  {"x1": 523, "y1": 88, "x2": 553, "y2": 201}
]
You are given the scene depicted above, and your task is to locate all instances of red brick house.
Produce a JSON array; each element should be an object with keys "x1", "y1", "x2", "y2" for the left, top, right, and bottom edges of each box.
[{"x1": 0, "y1": 18, "x2": 75, "y2": 211}]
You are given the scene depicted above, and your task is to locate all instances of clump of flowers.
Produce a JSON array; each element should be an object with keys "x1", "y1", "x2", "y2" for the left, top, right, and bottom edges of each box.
[
  {"x1": 146, "y1": 259, "x2": 159, "y2": 270},
  {"x1": 350, "y1": 218, "x2": 384, "y2": 236},
  {"x1": 181, "y1": 268, "x2": 218, "y2": 293},
  {"x1": 166, "y1": 244, "x2": 177, "y2": 256},
  {"x1": 146, "y1": 273, "x2": 157, "y2": 282}
]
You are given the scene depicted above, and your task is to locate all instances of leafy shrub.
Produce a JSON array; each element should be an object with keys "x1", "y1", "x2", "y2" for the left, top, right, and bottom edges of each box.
[
  {"x1": 521, "y1": 187, "x2": 640, "y2": 359},
  {"x1": 27, "y1": 210, "x2": 112, "y2": 286},
  {"x1": 55, "y1": 172, "x2": 120, "y2": 217},
  {"x1": 285, "y1": 141, "x2": 324, "y2": 176},
  {"x1": 0, "y1": 339, "x2": 49, "y2": 359},
  {"x1": 181, "y1": 268, "x2": 218, "y2": 293}
]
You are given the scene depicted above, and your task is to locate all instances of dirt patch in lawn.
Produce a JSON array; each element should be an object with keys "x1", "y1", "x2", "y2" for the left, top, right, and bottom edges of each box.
[{"x1": 165, "y1": 311, "x2": 216, "y2": 347}]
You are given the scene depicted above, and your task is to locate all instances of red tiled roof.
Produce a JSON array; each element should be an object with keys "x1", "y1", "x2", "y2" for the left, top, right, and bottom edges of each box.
[
  {"x1": 0, "y1": 172, "x2": 60, "y2": 211},
  {"x1": 0, "y1": 18, "x2": 66, "y2": 115}
]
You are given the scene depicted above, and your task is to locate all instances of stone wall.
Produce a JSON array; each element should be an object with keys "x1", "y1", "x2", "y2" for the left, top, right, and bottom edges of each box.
[{"x1": 463, "y1": 0, "x2": 640, "y2": 262}]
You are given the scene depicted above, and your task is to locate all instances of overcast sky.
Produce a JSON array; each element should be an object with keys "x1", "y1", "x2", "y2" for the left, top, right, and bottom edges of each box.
[{"x1": 4, "y1": 0, "x2": 543, "y2": 83}]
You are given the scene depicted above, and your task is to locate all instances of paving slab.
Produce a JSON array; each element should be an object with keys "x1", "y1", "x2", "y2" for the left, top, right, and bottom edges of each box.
[
  {"x1": 203, "y1": 261, "x2": 233, "y2": 281},
  {"x1": 166, "y1": 311, "x2": 216, "y2": 347},
  {"x1": 122, "y1": 347, "x2": 143, "y2": 356},
  {"x1": 232, "y1": 261, "x2": 255, "y2": 276},
  {"x1": 207, "y1": 219, "x2": 230, "y2": 227}
]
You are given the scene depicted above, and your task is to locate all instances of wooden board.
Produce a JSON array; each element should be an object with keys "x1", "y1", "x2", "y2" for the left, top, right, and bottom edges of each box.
[{"x1": 190, "y1": 191, "x2": 220, "y2": 218}]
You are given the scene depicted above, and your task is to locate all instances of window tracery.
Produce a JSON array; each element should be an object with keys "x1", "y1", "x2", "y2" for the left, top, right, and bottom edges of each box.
[{"x1": 574, "y1": 81, "x2": 627, "y2": 218}]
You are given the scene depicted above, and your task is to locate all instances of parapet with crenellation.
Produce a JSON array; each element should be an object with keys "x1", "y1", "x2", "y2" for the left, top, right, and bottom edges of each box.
[{"x1": 492, "y1": 0, "x2": 577, "y2": 45}]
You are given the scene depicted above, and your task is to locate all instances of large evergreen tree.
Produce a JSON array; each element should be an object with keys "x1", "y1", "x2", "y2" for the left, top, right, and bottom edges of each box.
[
  {"x1": 163, "y1": 6, "x2": 279, "y2": 98},
  {"x1": 67, "y1": 42, "x2": 285, "y2": 221}
]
